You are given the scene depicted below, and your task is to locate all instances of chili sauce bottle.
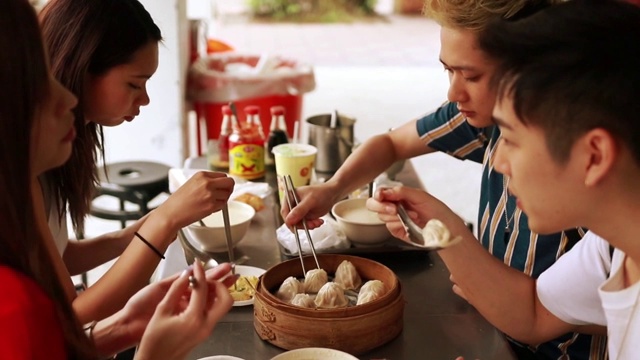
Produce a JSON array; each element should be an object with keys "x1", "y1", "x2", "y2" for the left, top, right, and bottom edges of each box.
[{"x1": 228, "y1": 106, "x2": 265, "y2": 179}]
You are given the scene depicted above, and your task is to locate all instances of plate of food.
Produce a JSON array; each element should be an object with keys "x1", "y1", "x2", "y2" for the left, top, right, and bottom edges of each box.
[
  {"x1": 270, "y1": 347, "x2": 358, "y2": 360},
  {"x1": 228, "y1": 265, "x2": 265, "y2": 306}
]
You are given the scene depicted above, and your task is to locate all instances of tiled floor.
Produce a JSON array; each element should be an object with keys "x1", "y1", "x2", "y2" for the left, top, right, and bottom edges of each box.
[{"x1": 82, "y1": 13, "x2": 482, "y2": 285}]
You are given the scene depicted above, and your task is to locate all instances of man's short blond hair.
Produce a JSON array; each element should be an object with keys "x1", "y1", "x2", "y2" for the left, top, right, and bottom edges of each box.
[{"x1": 423, "y1": 0, "x2": 560, "y2": 32}]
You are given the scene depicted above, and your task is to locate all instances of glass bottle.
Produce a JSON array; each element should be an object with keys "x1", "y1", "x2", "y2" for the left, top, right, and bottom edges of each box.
[
  {"x1": 245, "y1": 105, "x2": 265, "y2": 139},
  {"x1": 228, "y1": 106, "x2": 265, "y2": 180},
  {"x1": 266, "y1": 106, "x2": 289, "y2": 166},
  {"x1": 215, "y1": 105, "x2": 233, "y2": 169}
]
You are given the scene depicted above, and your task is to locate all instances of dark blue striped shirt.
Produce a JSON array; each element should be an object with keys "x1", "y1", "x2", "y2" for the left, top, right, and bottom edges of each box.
[{"x1": 415, "y1": 101, "x2": 606, "y2": 359}]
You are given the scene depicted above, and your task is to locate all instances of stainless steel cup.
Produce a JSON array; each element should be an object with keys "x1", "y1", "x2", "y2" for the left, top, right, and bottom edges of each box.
[{"x1": 306, "y1": 113, "x2": 356, "y2": 173}]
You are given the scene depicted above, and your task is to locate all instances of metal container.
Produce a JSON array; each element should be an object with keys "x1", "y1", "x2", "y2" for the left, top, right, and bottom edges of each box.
[{"x1": 306, "y1": 113, "x2": 355, "y2": 173}]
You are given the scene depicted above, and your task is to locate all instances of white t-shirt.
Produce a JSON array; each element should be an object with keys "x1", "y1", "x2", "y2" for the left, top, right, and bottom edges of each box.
[
  {"x1": 599, "y1": 250, "x2": 640, "y2": 360},
  {"x1": 537, "y1": 231, "x2": 611, "y2": 326},
  {"x1": 537, "y1": 231, "x2": 640, "y2": 360}
]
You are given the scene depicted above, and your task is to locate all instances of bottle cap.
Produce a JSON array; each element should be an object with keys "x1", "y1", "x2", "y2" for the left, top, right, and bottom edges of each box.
[
  {"x1": 221, "y1": 105, "x2": 233, "y2": 116},
  {"x1": 245, "y1": 105, "x2": 260, "y2": 115},
  {"x1": 270, "y1": 106, "x2": 285, "y2": 116}
]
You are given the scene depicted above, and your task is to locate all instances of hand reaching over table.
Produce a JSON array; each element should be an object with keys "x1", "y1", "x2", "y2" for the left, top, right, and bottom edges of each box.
[
  {"x1": 365, "y1": 185, "x2": 467, "y2": 246},
  {"x1": 135, "y1": 260, "x2": 234, "y2": 360},
  {"x1": 91, "y1": 262, "x2": 236, "y2": 358},
  {"x1": 281, "y1": 183, "x2": 341, "y2": 230},
  {"x1": 156, "y1": 171, "x2": 235, "y2": 230}
]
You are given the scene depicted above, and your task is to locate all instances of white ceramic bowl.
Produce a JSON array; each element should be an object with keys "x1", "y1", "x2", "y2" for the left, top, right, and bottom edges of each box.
[
  {"x1": 270, "y1": 347, "x2": 358, "y2": 360},
  {"x1": 331, "y1": 198, "x2": 392, "y2": 246},
  {"x1": 186, "y1": 201, "x2": 255, "y2": 253}
]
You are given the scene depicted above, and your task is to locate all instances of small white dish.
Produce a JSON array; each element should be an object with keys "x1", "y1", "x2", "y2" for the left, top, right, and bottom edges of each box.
[
  {"x1": 232, "y1": 265, "x2": 266, "y2": 307},
  {"x1": 270, "y1": 347, "x2": 358, "y2": 360},
  {"x1": 197, "y1": 356, "x2": 245, "y2": 360}
]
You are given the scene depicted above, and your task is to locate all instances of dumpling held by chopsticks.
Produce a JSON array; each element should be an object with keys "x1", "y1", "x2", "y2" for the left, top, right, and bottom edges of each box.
[{"x1": 303, "y1": 268, "x2": 328, "y2": 293}]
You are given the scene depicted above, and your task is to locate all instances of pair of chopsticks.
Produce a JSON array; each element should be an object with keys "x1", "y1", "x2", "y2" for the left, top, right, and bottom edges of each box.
[
  {"x1": 282, "y1": 174, "x2": 320, "y2": 274},
  {"x1": 196, "y1": 207, "x2": 237, "y2": 290},
  {"x1": 221, "y1": 204, "x2": 238, "y2": 290}
]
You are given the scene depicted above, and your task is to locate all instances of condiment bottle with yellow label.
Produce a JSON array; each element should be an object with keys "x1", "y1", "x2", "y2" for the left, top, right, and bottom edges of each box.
[{"x1": 228, "y1": 106, "x2": 265, "y2": 180}]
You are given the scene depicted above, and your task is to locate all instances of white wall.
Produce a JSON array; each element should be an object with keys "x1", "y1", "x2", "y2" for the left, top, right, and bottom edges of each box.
[{"x1": 102, "y1": 0, "x2": 188, "y2": 167}]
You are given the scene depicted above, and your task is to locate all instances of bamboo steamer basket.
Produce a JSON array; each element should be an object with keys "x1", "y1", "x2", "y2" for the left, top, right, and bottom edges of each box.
[{"x1": 254, "y1": 254, "x2": 404, "y2": 355}]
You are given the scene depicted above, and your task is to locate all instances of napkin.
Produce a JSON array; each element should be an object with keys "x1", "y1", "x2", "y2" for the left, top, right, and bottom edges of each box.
[
  {"x1": 168, "y1": 168, "x2": 271, "y2": 199},
  {"x1": 276, "y1": 215, "x2": 351, "y2": 255}
]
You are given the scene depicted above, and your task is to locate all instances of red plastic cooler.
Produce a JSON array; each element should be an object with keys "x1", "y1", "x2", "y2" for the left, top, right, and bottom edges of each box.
[
  {"x1": 194, "y1": 94, "x2": 302, "y2": 140},
  {"x1": 188, "y1": 53, "x2": 315, "y2": 140}
]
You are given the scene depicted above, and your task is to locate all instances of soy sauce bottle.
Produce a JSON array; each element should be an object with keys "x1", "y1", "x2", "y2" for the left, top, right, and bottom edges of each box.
[{"x1": 266, "y1": 106, "x2": 289, "y2": 166}]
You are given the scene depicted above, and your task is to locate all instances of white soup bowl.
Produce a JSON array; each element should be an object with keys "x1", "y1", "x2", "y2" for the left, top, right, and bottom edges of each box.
[
  {"x1": 331, "y1": 198, "x2": 392, "y2": 246},
  {"x1": 186, "y1": 201, "x2": 255, "y2": 253}
]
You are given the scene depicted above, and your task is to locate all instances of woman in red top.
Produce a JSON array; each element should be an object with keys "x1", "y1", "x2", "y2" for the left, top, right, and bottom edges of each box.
[
  {"x1": 0, "y1": 1, "x2": 95, "y2": 358},
  {"x1": 0, "y1": 1, "x2": 234, "y2": 358}
]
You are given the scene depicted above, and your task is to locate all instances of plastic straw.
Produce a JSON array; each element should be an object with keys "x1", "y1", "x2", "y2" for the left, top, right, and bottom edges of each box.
[
  {"x1": 292, "y1": 120, "x2": 300, "y2": 144},
  {"x1": 329, "y1": 109, "x2": 338, "y2": 128},
  {"x1": 229, "y1": 102, "x2": 239, "y2": 122}
]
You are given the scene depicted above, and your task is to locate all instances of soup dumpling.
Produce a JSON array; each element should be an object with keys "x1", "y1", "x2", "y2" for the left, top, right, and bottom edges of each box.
[
  {"x1": 290, "y1": 293, "x2": 316, "y2": 308},
  {"x1": 356, "y1": 280, "x2": 385, "y2": 305},
  {"x1": 303, "y1": 268, "x2": 328, "y2": 293},
  {"x1": 277, "y1": 276, "x2": 302, "y2": 302},
  {"x1": 334, "y1": 260, "x2": 362, "y2": 290},
  {"x1": 314, "y1": 282, "x2": 349, "y2": 309}
]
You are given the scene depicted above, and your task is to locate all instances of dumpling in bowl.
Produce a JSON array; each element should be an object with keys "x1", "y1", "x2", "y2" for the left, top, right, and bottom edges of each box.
[
  {"x1": 356, "y1": 280, "x2": 385, "y2": 305},
  {"x1": 314, "y1": 282, "x2": 349, "y2": 309},
  {"x1": 276, "y1": 276, "x2": 302, "y2": 302},
  {"x1": 334, "y1": 260, "x2": 362, "y2": 290},
  {"x1": 290, "y1": 293, "x2": 316, "y2": 308},
  {"x1": 303, "y1": 268, "x2": 328, "y2": 293}
]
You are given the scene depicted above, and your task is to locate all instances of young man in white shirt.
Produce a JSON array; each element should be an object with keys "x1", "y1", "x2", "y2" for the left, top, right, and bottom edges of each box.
[{"x1": 367, "y1": 1, "x2": 640, "y2": 358}]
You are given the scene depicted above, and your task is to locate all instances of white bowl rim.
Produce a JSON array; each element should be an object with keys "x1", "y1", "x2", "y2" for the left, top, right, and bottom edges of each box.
[
  {"x1": 331, "y1": 198, "x2": 385, "y2": 226},
  {"x1": 270, "y1": 347, "x2": 359, "y2": 360},
  {"x1": 188, "y1": 200, "x2": 256, "y2": 228}
]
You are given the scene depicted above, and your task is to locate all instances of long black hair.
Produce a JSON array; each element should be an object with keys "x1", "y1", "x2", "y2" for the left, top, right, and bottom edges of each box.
[
  {"x1": 0, "y1": 0, "x2": 97, "y2": 358},
  {"x1": 40, "y1": 0, "x2": 163, "y2": 233}
]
